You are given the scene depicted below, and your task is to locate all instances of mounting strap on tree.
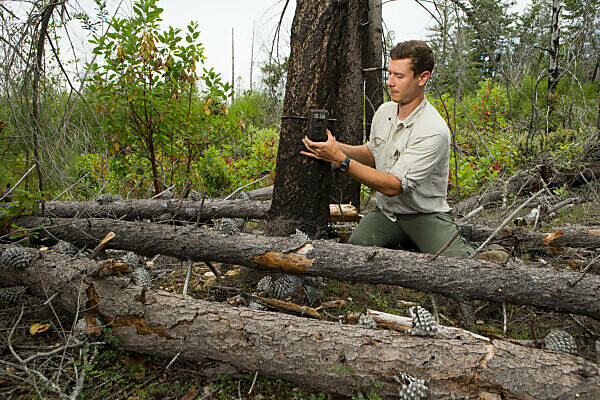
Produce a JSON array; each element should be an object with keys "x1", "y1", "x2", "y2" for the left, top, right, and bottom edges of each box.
[{"x1": 281, "y1": 110, "x2": 337, "y2": 142}]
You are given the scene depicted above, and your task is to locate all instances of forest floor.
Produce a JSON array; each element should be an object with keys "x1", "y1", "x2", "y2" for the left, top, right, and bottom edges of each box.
[{"x1": 1, "y1": 184, "x2": 600, "y2": 399}]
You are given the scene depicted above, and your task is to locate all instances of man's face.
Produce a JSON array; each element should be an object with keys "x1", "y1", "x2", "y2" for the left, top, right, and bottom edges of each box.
[{"x1": 386, "y1": 58, "x2": 430, "y2": 105}]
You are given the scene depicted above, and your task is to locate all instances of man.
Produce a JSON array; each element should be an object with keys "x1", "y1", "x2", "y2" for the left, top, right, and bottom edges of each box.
[{"x1": 301, "y1": 40, "x2": 474, "y2": 257}]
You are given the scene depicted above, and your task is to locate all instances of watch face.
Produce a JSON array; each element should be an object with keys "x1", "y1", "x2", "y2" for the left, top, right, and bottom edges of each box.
[{"x1": 340, "y1": 158, "x2": 350, "y2": 171}]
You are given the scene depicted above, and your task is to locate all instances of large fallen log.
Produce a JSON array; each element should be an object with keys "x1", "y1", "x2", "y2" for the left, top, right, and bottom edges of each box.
[
  {"x1": 13, "y1": 216, "x2": 600, "y2": 320},
  {"x1": 1, "y1": 244, "x2": 598, "y2": 399},
  {"x1": 22, "y1": 200, "x2": 600, "y2": 252}
]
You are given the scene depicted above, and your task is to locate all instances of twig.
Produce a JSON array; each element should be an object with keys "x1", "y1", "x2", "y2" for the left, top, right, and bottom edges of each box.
[
  {"x1": 459, "y1": 205, "x2": 484, "y2": 222},
  {"x1": 502, "y1": 302, "x2": 507, "y2": 334},
  {"x1": 429, "y1": 230, "x2": 459, "y2": 261},
  {"x1": 429, "y1": 294, "x2": 440, "y2": 325},
  {"x1": 90, "y1": 231, "x2": 116, "y2": 259},
  {"x1": 165, "y1": 350, "x2": 182, "y2": 371},
  {"x1": 150, "y1": 184, "x2": 176, "y2": 200},
  {"x1": 183, "y1": 261, "x2": 193, "y2": 298},
  {"x1": 472, "y1": 188, "x2": 545, "y2": 256},
  {"x1": 248, "y1": 370, "x2": 259, "y2": 395},
  {"x1": 52, "y1": 172, "x2": 89, "y2": 201},
  {"x1": 224, "y1": 172, "x2": 270, "y2": 200},
  {"x1": 568, "y1": 253, "x2": 600, "y2": 287},
  {"x1": 204, "y1": 261, "x2": 221, "y2": 279},
  {"x1": 7, "y1": 304, "x2": 26, "y2": 364},
  {"x1": 546, "y1": 197, "x2": 578, "y2": 215},
  {"x1": 0, "y1": 164, "x2": 36, "y2": 201}
]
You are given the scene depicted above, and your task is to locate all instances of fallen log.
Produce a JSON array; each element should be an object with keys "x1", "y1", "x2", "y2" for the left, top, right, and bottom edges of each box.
[
  {"x1": 23, "y1": 200, "x2": 600, "y2": 252},
  {"x1": 454, "y1": 165, "x2": 600, "y2": 216},
  {"x1": 12, "y1": 217, "x2": 600, "y2": 320},
  {"x1": 29, "y1": 199, "x2": 360, "y2": 224},
  {"x1": 466, "y1": 223, "x2": 600, "y2": 252},
  {"x1": 33, "y1": 198, "x2": 271, "y2": 221},
  {"x1": 1, "y1": 244, "x2": 598, "y2": 399}
]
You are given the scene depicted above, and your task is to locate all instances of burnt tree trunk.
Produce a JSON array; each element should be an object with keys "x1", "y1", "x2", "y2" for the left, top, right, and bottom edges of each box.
[
  {"x1": 13, "y1": 217, "x2": 600, "y2": 320},
  {"x1": 269, "y1": 0, "x2": 381, "y2": 237},
  {"x1": 548, "y1": 0, "x2": 562, "y2": 94},
  {"x1": 2, "y1": 244, "x2": 598, "y2": 400}
]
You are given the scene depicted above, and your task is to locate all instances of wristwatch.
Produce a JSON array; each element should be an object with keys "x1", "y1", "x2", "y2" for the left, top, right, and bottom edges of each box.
[{"x1": 339, "y1": 157, "x2": 351, "y2": 171}]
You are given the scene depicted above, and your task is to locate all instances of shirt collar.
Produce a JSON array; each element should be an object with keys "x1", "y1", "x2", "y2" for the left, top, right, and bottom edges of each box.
[{"x1": 396, "y1": 98, "x2": 427, "y2": 128}]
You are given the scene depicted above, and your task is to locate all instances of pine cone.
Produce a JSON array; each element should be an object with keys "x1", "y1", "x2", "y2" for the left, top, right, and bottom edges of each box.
[
  {"x1": 0, "y1": 286, "x2": 27, "y2": 304},
  {"x1": 189, "y1": 190, "x2": 202, "y2": 201},
  {"x1": 409, "y1": 306, "x2": 438, "y2": 337},
  {"x1": 54, "y1": 240, "x2": 79, "y2": 255},
  {"x1": 290, "y1": 229, "x2": 309, "y2": 241},
  {"x1": 358, "y1": 313, "x2": 377, "y2": 329},
  {"x1": 96, "y1": 193, "x2": 114, "y2": 204},
  {"x1": 2, "y1": 247, "x2": 32, "y2": 269},
  {"x1": 132, "y1": 267, "x2": 152, "y2": 287},
  {"x1": 271, "y1": 274, "x2": 303, "y2": 299},
  {"x1": 184, "y1": 208, "x2": 197, "y2": 218},
  {"x1": 544, "y1": 329, "x2": 577, "y2": 354},
  {"x1": 256, "y1": 276, "x2": 273, "y2": 292},
  {"x1": 397, "y1": 373, "x2": 428, "y2": 400},
  {"x1": 221, "y1": 218, "x2": 244, "y2": 235},
  {"x1": 122, "y1": 251, "x2": 140, "y2": 268},
  {"x1": 213, "y1": 288, "x2": 228, "y2": 302}
]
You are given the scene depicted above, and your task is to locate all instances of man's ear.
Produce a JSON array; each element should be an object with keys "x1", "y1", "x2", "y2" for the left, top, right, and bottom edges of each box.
[{"x1": 418, "y1": 71, "x2": 431, "y2": 86}]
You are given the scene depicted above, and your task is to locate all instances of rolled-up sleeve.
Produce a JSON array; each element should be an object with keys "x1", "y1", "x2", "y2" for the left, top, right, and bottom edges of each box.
[{"x1": 390, "y1": 132, "x2": 448, "y2": 193}]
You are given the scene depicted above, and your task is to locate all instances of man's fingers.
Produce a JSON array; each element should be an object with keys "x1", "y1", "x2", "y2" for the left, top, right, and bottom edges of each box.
[{"x1": 300, "y1": 150, "x2": 318, "y2": 159}]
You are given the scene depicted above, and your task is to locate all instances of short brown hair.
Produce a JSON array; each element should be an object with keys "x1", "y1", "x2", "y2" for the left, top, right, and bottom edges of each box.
[{"x1": 390, "y1": 40, "x2": 434, "y2": 76}]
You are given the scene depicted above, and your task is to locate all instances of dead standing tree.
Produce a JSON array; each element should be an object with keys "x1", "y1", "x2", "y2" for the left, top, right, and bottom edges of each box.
[{"x1": 268, "y1": 0, "x2": 382, "y2": 237}]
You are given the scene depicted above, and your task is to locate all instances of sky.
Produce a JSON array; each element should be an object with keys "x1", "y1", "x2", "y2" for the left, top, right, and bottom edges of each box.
[
  {"x1": 67, "y1": 0, "x2": 434, "y2": 92},
  {"x1": 58, "y1": 0, "x2": 529, "y2": 92},
  {"x1": 160, "y1": 0, "x2": 433, "y2": 92}
]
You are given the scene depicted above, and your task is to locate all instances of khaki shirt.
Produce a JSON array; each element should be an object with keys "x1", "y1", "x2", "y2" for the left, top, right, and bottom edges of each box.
[{"x1": 366, "y1": 99, "x2": 451, "y2": 220}]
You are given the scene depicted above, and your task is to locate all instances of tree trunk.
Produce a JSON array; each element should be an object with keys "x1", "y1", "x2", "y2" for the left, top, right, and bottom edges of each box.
[
  {"x1": 13, "y1": 217, "x2": 600, "y2": 320},
  {"x1": 363, "y1": 0, "x2": 383, "y2": 140},
  {"x1": 31, "y1": 1, "x2": 59, "y2": 194},
  {"x1": 2, "y1": 244, "x2": 598, "y2": 400},
  {"x1": 269, "y1": 0, "x2": 380, "y2": 237},
  {"x1": 548, "y1": 0, "x2": 562, "y2": 94}
]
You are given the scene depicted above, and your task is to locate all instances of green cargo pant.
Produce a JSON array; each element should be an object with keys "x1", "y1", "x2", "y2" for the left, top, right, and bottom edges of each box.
[{"x1": 348, "y1": 208, "x2": 474, "y2": 257}]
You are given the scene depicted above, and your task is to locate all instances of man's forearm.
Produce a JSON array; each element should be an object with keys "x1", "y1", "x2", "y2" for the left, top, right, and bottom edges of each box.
[
  {"x1": 338, "y1": 143, "x2": 375, "y2": 166},
  {"x1": 346, "y1": 159, "x2": 402, "y2": 197}
]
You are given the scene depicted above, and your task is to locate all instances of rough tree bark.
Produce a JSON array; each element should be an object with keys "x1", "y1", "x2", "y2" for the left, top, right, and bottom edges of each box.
[
  {"x1": 548, "y1": 0, "x2": 562, "y2": 94},
  {"x1": 13, "y1": 217, "x2": 600, "y2": 320},
  {"x1": 269, "y1": 0, "x2": 381, "y2": 237},
  {"x1": 2, "y1": 244, "x2": 598, "y2": 400},
  {"x1": 32, "y1": 199, "x2": 271, "y2": 221}
]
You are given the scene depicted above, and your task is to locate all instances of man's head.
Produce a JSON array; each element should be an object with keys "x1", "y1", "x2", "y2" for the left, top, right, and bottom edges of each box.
[
  {"x1": 386, "y1": 41, "x2": 434, "y2": 106},
  {"x1": 390, "y1": 40, "x2": 434, "y2": 76}
]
